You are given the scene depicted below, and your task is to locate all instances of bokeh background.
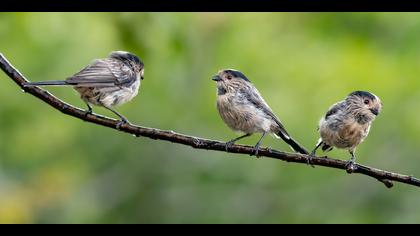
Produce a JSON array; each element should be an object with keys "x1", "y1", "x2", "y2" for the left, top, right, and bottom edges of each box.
[{"x1": 0, "y1": 13, "x2": 419, "y2": 223}]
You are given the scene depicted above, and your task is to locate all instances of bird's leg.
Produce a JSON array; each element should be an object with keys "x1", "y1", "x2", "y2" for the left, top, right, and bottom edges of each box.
[
  {"x1": 345, "y1": 149, "x2": 357, "y2": 173},
  {"x1": 104, "y1": 106, "x2": 130, "y2": 129},
  {"x1": 225, "y1": 133, "x2": 252, "y2": 151},
  {"x1": 308, "y1": 140, "x2": 323, "y2": 168},
  {"x1": 83, "y1": 102, "x2": 93, "y2": 119},
  {"x1": 253, "y1": 132, "x2": 267, "y2": 158}
]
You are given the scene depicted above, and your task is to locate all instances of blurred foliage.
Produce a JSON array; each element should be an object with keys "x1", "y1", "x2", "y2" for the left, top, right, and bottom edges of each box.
[{"x1": 0, "y1": 13, "x2": 420, "y2": 223}]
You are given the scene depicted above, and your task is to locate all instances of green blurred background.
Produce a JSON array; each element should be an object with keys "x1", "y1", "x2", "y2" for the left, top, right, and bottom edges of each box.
[{"x1": 0, "y1": 13, "x2": 419, "y2": 223}]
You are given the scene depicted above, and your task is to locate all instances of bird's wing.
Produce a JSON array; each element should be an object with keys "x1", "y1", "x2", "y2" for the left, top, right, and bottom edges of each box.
[
  {"x1": 241, "y1": 85, "x2": 310, "y2": 154},
  {"x1": 66, "y1": 59, "x2": 136, "y2": 88},
  {"x1": 316, "y1": 101, "x2": 345, "y2": 131},
  {"x1": 241, "y1": 86, "x2": 290, "y2": 137},
  {"x1": 324, "y1": 101, "x2": 345, "y2": 120}
]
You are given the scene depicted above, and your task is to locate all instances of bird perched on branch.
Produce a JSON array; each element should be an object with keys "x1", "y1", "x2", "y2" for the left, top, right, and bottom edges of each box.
[
  {"x1": 309, "y1": 91, "x2": 382, "y2": 171},
  {"x1": 24, "y1": 51, "x2": 144, "y2": 126},
  {"x1": 212, "y1": 69, "x2": 309, "y2": 156}
]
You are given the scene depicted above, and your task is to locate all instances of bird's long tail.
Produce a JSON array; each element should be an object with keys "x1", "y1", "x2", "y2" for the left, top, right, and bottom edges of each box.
[
  {"x1": 23, "y1": 80, "x2": 69, "y2": 87},
  {"x1": 277, "y1": 131, "x2": 309, "y2": 155}
]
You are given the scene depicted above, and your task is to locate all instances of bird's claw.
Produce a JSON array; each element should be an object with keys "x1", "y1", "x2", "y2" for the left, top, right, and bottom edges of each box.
[
  {"x1": 83, "y1": 109, "x2": 93, "y2": 119},
  {"x1": 225, "y1": 141, "x2": 235, "y2": 152},
  {"x1": 252, "y1": 145, "x2": 261, "y2": 158},
  {"x1": 345, "y1": 160, "x2": 357, "y2": 173},
  {"x1": 306, "y1": 154, "x2": 315, "y2": 168},
  {"x1": 116, "y1": 119, "x2": 130, "y2": 130}
]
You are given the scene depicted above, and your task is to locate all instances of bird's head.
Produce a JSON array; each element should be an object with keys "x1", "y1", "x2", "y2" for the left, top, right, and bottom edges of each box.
[
  {"x1": 346, "y1": 91, "x2": 382, "y2": 122},
  {"x1": 212, "y1": 69, "x2": 251, "y2": 95},
  {"x1": 109, "y1": 51, "x2": 145, "y2": 80}
]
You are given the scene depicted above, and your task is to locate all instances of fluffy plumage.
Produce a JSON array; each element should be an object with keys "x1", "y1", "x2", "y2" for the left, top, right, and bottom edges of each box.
[
  {"x1": 310, "y1": 91, "x2": 382, "y2": 170},
  {"x1": 24, "y1": 51, "x2": 144, "y2": 124},
  {"x1": 213, "y1": 69, "x2": 308, "y2": 156}
]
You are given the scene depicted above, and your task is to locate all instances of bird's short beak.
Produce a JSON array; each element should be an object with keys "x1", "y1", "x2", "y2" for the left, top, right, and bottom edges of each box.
[
  {"x1": 212, "y1": 75, "x2": 222, "y2": 82},
  {"x1": 370, "y1": 108, "x2": 379, "y2": 116},
  {"x1": 140, "y1": 69, "x2": 144, "y2": 80}
]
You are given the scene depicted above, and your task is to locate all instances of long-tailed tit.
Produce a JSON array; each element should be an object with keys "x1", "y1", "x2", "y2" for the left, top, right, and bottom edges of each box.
[
  {"x1": 310, "y1": 91, "x2": 382, "y2": 171},
  {"x1": 24, "y1": 51, "x2": 144, "y2": 125},
  {"x1": 212, "y1": 69, "x2": 309, "y2": 156}
]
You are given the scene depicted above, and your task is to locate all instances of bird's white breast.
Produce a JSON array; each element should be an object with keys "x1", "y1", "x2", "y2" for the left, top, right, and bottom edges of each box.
[
  {"x1": 217, "y1": 93, "x2": 274, "y2": 134},
  {"x1": 99, "y1": 76, "x2": 141, "y2": 107},
  {"x1": 319, "y1": 116, "x2": 371, "y2": 150}
]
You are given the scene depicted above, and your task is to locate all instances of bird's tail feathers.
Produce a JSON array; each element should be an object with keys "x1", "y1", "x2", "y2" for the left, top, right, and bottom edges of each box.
[
  {"x1": 276, "y1": 131, "x2": 309, "y2": 155},
  {"x1": 23, "y1": 80, "x2": 68, "y2": 87}
]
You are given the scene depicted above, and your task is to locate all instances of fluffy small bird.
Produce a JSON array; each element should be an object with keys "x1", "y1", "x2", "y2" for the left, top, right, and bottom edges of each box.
[
  {"x1": 24, "y1": 51, "x2": 144, "y2": 125},
  {"x1": 212, "y1": 69, "x2": 309, "y2": 156},
  {"x1": 309, "y1": 91, "x2": 382, "y2": 170}
]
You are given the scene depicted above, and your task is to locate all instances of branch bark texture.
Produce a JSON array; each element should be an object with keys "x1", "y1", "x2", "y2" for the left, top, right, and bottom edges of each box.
[{"x1": 1, "y1": 53, "x2": 419, "y2": 189}]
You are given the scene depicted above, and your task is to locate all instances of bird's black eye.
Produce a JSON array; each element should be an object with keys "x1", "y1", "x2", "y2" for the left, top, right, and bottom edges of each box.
[
  {"x1": 364, "y1": 99, "x2": 370, "y2": 105},
  {"x1": 227, "y1": 75, "x2": 232, "y2": 80}
]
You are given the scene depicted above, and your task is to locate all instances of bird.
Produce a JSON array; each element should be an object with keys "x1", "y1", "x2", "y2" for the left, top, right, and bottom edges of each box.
[
  {"x1": 24, "y1": 51, "x2": 144, "y2": 126},
  {"x1": 309, "y1": 91, "x2": 382, "y2": 171},
  {"x1": 212, "y1": 69, "x2": 309, "y2": 157}
]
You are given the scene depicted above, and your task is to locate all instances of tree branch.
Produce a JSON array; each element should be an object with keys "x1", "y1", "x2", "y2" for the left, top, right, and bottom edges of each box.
[{"x1": 1, "y1": 53, "x2": 419, "y2": 189}]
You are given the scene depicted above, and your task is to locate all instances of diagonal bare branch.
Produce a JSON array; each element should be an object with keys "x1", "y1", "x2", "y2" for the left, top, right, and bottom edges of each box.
[{"x1": 1, "y1": 53, "x2": 419, "y2": 189}]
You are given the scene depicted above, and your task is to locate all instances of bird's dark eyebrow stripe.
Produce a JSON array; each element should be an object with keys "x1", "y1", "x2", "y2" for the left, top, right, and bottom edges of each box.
[
  {"x1": 225, "y1": 70, "x2": 251, "y2": 82},
  {"x1": 349, "y1": 91, "x2": 376, "y2": 100}
]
